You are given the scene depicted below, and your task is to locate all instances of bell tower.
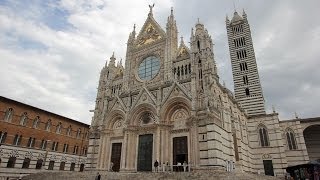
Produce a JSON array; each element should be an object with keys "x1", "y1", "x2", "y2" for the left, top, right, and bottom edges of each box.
[{"x1": 226, "y1": 10, "x2": 266, "y2": 116}]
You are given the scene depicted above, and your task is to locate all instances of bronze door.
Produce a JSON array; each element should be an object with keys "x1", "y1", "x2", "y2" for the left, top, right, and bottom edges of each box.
[
  {"x1": 137, "y1": 134, "x2": 153, "y2": 171},
  {"x1": 263, "y1": 160, "x2": 274, "y2": 176},
  {"x1": 111, "y1": 143, "x2": 122, "y2": 172},
  {"x1": 173, "y1": 136, "x2": 188, "y2": 171}
]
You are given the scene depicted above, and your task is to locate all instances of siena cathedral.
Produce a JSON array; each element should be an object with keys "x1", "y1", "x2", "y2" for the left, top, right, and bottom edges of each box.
[{"x1": 87, "y1": 6, "x2": 320, "y2": 176}]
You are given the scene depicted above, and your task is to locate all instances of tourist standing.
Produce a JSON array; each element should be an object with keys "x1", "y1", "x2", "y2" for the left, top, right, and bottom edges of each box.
[
  {"x1": 110, "y1": 162, "x2": 114, "y2": 172},
  {"x1": 95, "y1": 172, "x2": 101, "y2": 180},
  {"x1": 183, "y1": 161, "x2": 187, "y2": 172},
  {"x1": 154, "y1": 160, "x2": 159, "y2": 172}
]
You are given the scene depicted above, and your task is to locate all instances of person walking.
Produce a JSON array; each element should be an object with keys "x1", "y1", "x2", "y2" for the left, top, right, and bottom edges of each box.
[
  {"x1": 95, "y1": 172, "x2": 101, "y2": 180},
  {"x1": 183, "y1": 161, "x2": 187, "y2": 172},
  {"x1": 154, "y1": 160, "x2": 159, "y2": 172}
]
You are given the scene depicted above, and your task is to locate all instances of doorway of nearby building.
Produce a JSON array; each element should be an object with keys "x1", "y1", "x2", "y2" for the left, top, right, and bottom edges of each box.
[
  {"x1": 111, "y1": 143, "x2": 122, "y2": 172},
  {"x1": 137, "y1": 134, "x2": 153, "y2": 171},
  {"x1": 173, "y1": 136, "x2": 188, "y2": 171},
  {"x1": 263, "y1": 160, "x2": 274, "y2": 176}
]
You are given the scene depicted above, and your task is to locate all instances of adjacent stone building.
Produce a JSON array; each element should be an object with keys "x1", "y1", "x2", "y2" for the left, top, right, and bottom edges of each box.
[
  {"x1": 0, "y1": 96, "x2": 89, "y2": 179},
  {"x1": 87, "y1": 7, "x2": 320, "y2": 177}
]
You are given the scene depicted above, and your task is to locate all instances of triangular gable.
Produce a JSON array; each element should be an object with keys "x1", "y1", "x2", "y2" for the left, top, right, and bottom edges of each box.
[
  {"x1": 162, "y1": 81, "x2": 192, "y2": 105},
  {"x1": 132, "y1": 87, "x2": 157, "y2": 108},
  {"x1": 110, "y1": 95, "x2": 127, "y2": 111},
  {"x1": 136, "y1": 15, "x2": 166, "y2": 47},
  {"x1": 176, "y1": 40, "x2": 190, "y2": 60}
]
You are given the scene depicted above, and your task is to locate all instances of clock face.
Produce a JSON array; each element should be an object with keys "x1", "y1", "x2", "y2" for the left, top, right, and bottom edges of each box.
[{"x1": 138, "y1": 56, "x2": 160, "y2": 80}]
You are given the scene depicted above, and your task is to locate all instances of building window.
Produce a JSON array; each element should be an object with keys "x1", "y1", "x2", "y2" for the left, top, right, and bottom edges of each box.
[
  {"x1": 36, "y1": 159, "x2": 43, "y2": 169},
  {"x1": 20, "y1": 112, "x2": 28, "y2": 126},
  {"x1": 4, "y1": 108, "x2": 13, "y2": 122},
  {"x1": 76, "y1": 128, "x2": 81, "y2": 139},
  {"x1": 245, "y1": 88, "x2": 250, "y2": 96},
  {"x1": 22, "y1": 158, "x2": 31, "y2": 168},
  {"x1": 48, "y1": 161, "x2": 55, "y2": 170},
  {"x1": 67, "y1": 125, "x2": 72, "y2": 136},
  {"x1": 138, "y1": 56, "x2": 160, "y2": 80},
  {"x1": 70, "y1": 163, "x2": 75, "y2": 171},
  {"x1": 243, "y1": 75, "x2": 249, "y2": 84},
  {"x1": 82, "y1": 146, "x2": 87, "y2": 155},
  {"x1": 259, "y1": 126, "x2": 270, "y2": 147},
  {"x1": 33, "y1": 116, "x2": 39, "y2": 128},
  {"x1": 56, "y1": 122, "x2": 62, "y2": 134},
  {"x1": 27, "y1": 137, "x2": 36, "y2": 148},
  {"x1": 286, "y1": 130, "x2": 297, "y2": 150},
  {"x1": 51, "y1": 141, "x2": 59, "y2": 151},
  {"x1": 45, "y1": 119, "x2": 52, "y2": 131},
  {"x1": 40, "y1": 139, "x2": 47, "y2": 150},
  {"x1": 80, "y1": 163, "x2": 85, "y2": 172},
  {"x1": 63, "y1": 143, "x2": 69, "y2": 153},
  {"x1": 73, "y1": 146, "x2": 78, "y2": 154},
  {"x1": 0, "y1": 131, "x2": 7, "y2": 143},
  {"x1": 7, "y1": 157, "x2": 16, "y2": 168},
  {"x1": 59, "y1": 162, "x2": 65, "y2": 170},
  {"x1": 13, "y1": 134, "x2": 22, "y2": 146}
]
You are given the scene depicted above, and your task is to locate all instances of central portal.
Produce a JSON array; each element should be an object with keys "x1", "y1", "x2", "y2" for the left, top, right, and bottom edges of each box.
[
  {"x1": 137, "y1": 134, "x2": 153, "y2": 171},
  {"x1": 173, "y1": 136, "x2": 188, "y2": 171}
]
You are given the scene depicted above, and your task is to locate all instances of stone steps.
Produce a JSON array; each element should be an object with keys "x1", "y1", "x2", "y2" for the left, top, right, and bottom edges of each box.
[{"x1": 23, "y1": 171, "x2": 282, "y2": 180}]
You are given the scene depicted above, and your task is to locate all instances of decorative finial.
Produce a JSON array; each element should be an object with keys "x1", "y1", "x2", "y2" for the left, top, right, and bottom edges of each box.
[
  {"x1": 294, "y1": 112, "x2": 299, "y2": 119},
  {"x1": 233, "y1": 0, "x2": 237, "y2": 12},
  {"x1": 133, "y1": 24, "x2": 136, "y2": 31},
  {"x1": 148, "y1": 3, "x2": 155, "y2": 15},
  {"x1": 171, "y1": 7, "x2": 173, "y2": 15},
  {"x1": 112, "y1": 51, "x2": 115, "y2": 58},
  {"x1": 223, "y1": 80, "x2": 226, "y2": 87},
  {"x1": 180, "y1": 36, "x2": 184, "y2": 43}
]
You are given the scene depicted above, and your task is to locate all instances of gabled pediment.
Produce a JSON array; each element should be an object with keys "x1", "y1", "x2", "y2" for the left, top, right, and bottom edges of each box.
[
  {"x1": 110, "y1": 95, "x2": 127, "y2": 111},
  {"x1": 132, "y1": 87, "x2": 157, "y2": 108},
  {"x1": 176, "y1": 41, "x2": 190, "y2": 60},
  {"x1": 162, "y1": 81, "x2": 192, "y2": 105},
  {"x1": 136, "y1": 15, "x2": 166, "y2": 47}
]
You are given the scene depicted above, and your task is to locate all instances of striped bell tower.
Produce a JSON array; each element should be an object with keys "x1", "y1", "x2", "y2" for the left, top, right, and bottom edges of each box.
[{"x1": 226, "y1": 10, "x2": 266, "y2": 116}]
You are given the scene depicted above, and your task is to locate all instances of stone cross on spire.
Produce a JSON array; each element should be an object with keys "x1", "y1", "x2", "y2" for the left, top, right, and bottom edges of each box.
[{"x1": 148, "y1": 3, "x2": 155, "y2": 16}]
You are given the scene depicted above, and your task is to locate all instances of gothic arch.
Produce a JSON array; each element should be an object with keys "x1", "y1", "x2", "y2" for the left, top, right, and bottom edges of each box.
[
  {"x1": 129, "y1": 103, "x2": 157, "y2": 126},
  {"x1": 161, "y1": 96, "x2": 191, "y2": 122},
  {"x1": 285, "y1": 128, "x2": 298, "y2": 150},
  {"x1": 105, "y1": 109, "x2": 125, "y2": 129},
  {"x1": 257, "y1": 124, "x2": 269, "y2": 147}
]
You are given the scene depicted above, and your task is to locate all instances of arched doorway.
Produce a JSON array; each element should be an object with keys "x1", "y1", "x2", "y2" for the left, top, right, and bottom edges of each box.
[{"x1": 303, "y1": 125, "x2": 320, "y2": 161}]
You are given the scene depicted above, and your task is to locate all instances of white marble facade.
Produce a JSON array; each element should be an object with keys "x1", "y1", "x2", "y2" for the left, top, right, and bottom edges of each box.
[{"x1": 87, "y1": 7, "x2": 320, "y2": 177}]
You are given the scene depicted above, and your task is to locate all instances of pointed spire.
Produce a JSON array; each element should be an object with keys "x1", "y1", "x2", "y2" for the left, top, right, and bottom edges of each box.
[
  {"x1": 171, "y1": 7, "x2": 173, "y2": 16},
  {"x1": 180, "y1": 36, "x2": 184, "y2": 44},
  {"x1": 242, "y1": 9, "x2": 247, "y2": 19},
  {"x1": 226, "y1": 14, "x2": 230, "y2": 23},
  {"x1": 294, "y1": 112, "x2": 299, "y2": 119},
  {"x1": 109, "y1": 51, "x2": 116, "y2": 67}
]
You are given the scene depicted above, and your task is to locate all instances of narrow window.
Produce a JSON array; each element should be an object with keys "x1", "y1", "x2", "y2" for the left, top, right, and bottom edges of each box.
[
  {"x1": 7, "y1": 157, "x2": 16, "y2": 168},
  {"x1": 40, "y1": 139, "x2": 47, "y2": 150},
  {"x1": 70, "y1": 163, "x2": 75, "y2": 171},
  {"x1": 33, "y1": 117, "x2": 39, "y2": 128},
  {"x1": 4, "y1": 108, "x2": 13, "y2": 122},
  {"x1": 56, "y1": 122, "x2": 62, "y2": 134},
  {"x1": 77, "y1": 128, "x2": 81, "y2": 139},
  {"x1": 36, "y1": 159, "x2": 43, "y2": 169},
  {"x1": 185, "y1": 65, "x2": 188, "y2": 75},
  {"x1": 45, "y1": 120, "x2": 51, "y2": 131},
  {"x1": 48, "y1": 161, "x2": 55, "y2": 170},
  {"x1": 188, "y1": 64, "x2": 191, "y2": 74},
  {"x1": 286, "y1": 131, "x2": 297, "y2": 150},
  {"x1": 197, "y1": 40, "x2": 201, "y2": 51},
  {"x1": 259, "y1": 126, "x2": 270, "y2": 147},
  {"x1": 59, "y1": 162, "x2": 65, "y2": 170},
  {"x1": 181, "y1": 66, "x2": 184, "y2": 76},
  {"x1": 245, "y1": 88, "x2": 250, "y2": 96},
  {"x1": 67, "y1": 125, "x2": 72, "y2": 136},
  {"x1": 22, "y1": 158, "x2": 31, "y2": 168},
  {"x1": 20, "y1": 112, "x2": 28, "y2": 126},
  {"x1": 0, "y1": 131, "x2": 7, "y2": 143}
]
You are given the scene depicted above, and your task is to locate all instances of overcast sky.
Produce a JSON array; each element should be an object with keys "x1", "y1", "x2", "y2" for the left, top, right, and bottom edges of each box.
[{"x1": 1, "y1": 0, "x2": 319, "y2": 125}]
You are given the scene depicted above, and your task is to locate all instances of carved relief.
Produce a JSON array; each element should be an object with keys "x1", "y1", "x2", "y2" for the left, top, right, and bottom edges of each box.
[
  {"x1": 172, "y1": 109, "x2": 188, "y2": 129},
  {"x1": 138, "y1": 23, "x2": 162, "y2": 46},
  {"x1": 113, "y1": 119, "x2": 123, "y2": 129}
]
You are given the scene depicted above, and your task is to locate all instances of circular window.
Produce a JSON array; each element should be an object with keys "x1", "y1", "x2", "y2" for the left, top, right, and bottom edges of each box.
[{"x1": 138, "y1": 56, "x2": 160, "y2": 80}]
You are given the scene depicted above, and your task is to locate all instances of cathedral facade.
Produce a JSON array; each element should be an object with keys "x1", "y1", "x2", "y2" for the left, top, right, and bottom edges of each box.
[{"x1": 87, "y1": 7, "x2": 320, "y2": 176}]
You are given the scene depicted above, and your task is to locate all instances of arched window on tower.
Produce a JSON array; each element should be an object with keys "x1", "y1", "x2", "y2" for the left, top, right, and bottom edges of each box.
[
  {"x1": 258, "y1": 125, "x2": 269, "y2": 147},
  {"x1": 286, "y1": 130, "x2": 297, "y2": 150},
  {"x1": 245, "y1": 88, "x2": 250, "y2": 96},
  {"x1": 67, "y1": 125, "x2": 72, "y2": 136},
  {"x1": 197, "y1": 40, "x2": 201, "y2": 51}
]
